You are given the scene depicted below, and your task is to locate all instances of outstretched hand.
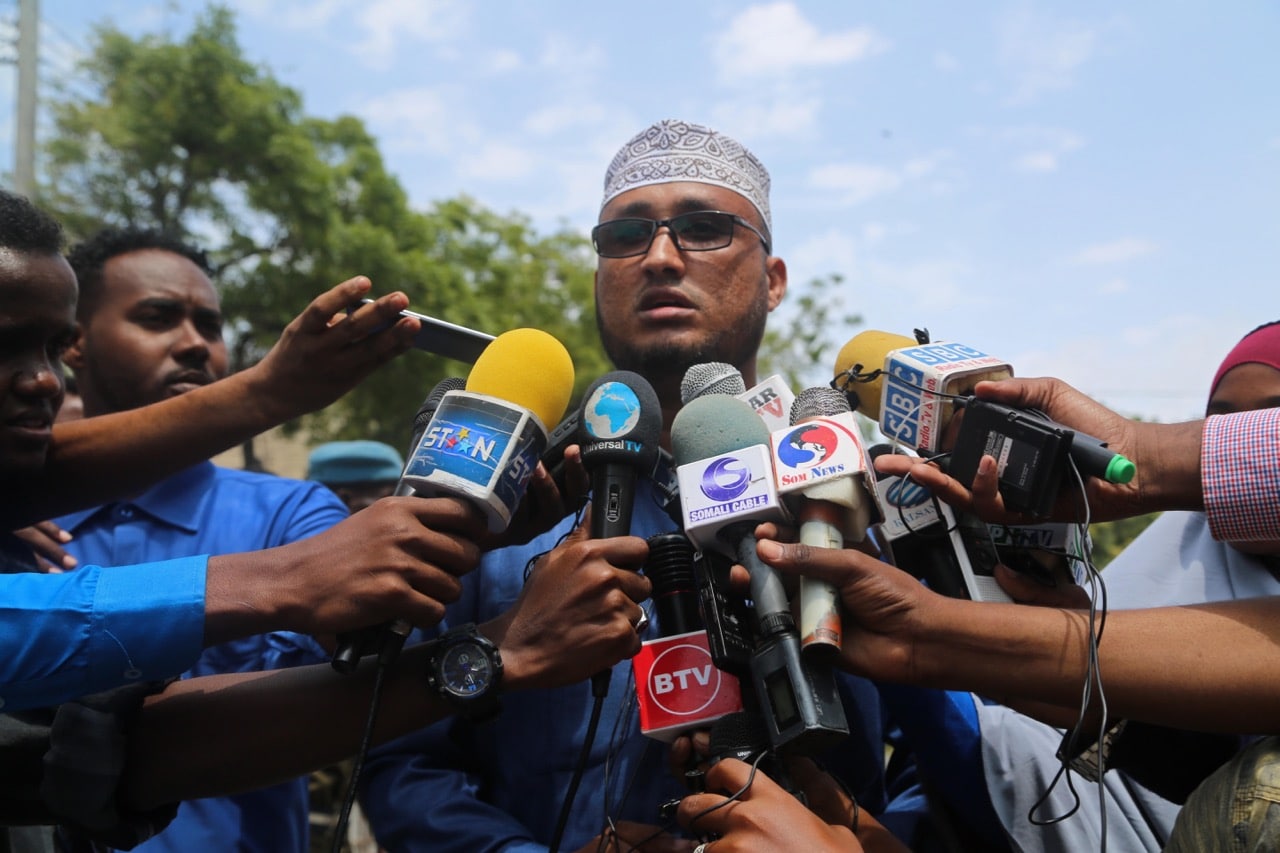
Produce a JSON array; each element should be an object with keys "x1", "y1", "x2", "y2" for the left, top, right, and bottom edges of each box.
[
  {"x1": 875, "y1": 376, "x2": 1204, "y2": 524},
  {"x1": 247, "y1": 278, "x2": 420, "y2": 422}
]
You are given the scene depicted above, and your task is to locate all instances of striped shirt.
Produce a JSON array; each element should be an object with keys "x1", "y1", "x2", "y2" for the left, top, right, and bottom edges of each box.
[{"x1": 1203, "y1": 407, "x2": 1280, "y2": 542}]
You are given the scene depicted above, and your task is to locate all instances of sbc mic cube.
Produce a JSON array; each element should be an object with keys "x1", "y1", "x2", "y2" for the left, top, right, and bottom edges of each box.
[
  {"x1": 401, "y1": 390, "x2": 547, "y2": 532},
  {"x1": 880, "y1": 341, "x2": 1011, "y2": 452}
]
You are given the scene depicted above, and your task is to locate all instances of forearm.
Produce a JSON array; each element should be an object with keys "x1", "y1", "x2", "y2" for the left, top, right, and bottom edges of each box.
[
  {"x1": 911, "y1": 597, "x2": 1280, "y2": 733},
  {"x1": 122, "y1": 642, "x2": 450, "y2": 810},
  {"x1": 1134, "y1": 418, "x2": 1205, "y2": 513},
  {"x1": 23, "y1": 368, "x2": 283, "y2": 524}
]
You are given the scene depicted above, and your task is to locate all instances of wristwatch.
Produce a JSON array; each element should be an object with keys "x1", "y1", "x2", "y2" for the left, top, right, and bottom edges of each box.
[{"x1": 424, "y1": 624, "x2": 504, "y2": 721}]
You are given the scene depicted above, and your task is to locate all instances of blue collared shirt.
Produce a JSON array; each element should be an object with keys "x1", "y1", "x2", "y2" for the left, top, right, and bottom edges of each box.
[
  {"x1": 360, "y1": 480, "x2": 897, "y2": 852},
  {"x1": 55, "y1": 461, "x2": 347, "y2": 853}
]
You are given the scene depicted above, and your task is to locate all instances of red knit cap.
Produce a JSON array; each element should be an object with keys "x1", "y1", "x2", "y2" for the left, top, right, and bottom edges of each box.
[{"x1": 1210, "y1": 321, "x2": 1280, "y2": 398}]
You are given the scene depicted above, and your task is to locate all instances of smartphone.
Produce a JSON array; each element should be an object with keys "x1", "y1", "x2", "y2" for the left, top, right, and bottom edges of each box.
[{"x1": 354, "y1": 298, "x2": 495, "y2": 364}]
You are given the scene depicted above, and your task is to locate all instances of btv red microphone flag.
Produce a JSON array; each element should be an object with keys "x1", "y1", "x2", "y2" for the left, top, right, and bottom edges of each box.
[{"x1": 633, "y1": 630, "x2": 742, "y2": 742}]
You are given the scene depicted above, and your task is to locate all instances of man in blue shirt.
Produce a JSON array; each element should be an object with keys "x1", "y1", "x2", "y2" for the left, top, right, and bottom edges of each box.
[
  {"x1": 0, "y1": 188, "x2": 463, "y2": 712},
  {"x1": 3, "y1": 190, "x2": 657, "y2": 851},
  {"x1": 360, "y1": 119, "x2": 903, "y2": 852},
  {"x1": 50, "y1": 227, "x2": 352, "y2": 852}
]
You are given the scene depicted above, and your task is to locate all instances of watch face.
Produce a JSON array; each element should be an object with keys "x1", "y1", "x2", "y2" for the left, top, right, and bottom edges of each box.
[{"x1": 439, "y1": 641, "x2": 494, "y2": 700}]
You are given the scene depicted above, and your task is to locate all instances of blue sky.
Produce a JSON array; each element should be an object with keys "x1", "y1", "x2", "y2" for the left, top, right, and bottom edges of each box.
[{"x1": 4, "y1": 1, "x2": 1277, "y2": 422}]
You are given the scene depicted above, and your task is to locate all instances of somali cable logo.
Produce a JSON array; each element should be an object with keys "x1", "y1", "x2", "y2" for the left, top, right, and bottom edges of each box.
[{"x1": 700, "y1": 457, "x2": 751, "y2": 501}]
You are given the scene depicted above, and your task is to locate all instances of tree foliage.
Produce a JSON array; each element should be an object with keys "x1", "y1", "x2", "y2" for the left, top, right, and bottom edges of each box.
[
  {"x1": 39, "y1": 3, "x2": 847, "y2": 451},
  {"x1": 759, "y1": 272, "x2": 862, "y2": 392},
  {"x1": 40, "y1": 5, "x2": 611, "y2": 448}
]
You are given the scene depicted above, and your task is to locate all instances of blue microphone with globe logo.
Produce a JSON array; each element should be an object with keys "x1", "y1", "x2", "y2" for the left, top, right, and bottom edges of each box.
[{"x1": 577, "y1": 371, "x2": 662, "y2": 539}]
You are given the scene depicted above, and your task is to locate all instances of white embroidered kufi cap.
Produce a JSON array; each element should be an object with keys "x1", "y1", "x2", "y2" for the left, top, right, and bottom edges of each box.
[{"x1": 601, "y1": 119, "x2": 771, "y2": 234}]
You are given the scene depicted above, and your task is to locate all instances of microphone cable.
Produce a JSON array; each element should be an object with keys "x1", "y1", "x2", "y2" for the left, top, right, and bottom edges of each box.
[
  {"x1": 1025, "y1": 458, "x2": 1112, "y2": 853},
  {"x1": 328, "y1": 630, "x2": 408, "y2": 853}
]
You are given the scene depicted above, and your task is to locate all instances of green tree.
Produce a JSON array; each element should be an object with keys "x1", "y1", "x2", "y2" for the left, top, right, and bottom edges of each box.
[
  {"x1": 1089, "y1": 513, "x2": 1161, "y2": 569},
  {"x1": 759, "y1": 272, "x2": 862, "y2": 391},
  {"x1": 39, "y1": 4, "x2": 610, "y2": 449}
]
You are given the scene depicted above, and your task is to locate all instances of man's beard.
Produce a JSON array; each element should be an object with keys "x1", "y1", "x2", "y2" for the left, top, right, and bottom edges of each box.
[{"x1": 597, "y1": 299, "x2": 768, "y2": 386}]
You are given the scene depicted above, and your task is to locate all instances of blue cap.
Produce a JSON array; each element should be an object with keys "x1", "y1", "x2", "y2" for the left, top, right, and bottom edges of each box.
[{"x1": 307, "y1": 440, "x2": 404, "y2": 485}]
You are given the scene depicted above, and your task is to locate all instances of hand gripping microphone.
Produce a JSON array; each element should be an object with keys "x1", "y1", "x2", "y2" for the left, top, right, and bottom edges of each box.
[
  {"x1": 868, "y1": 443, "x2": 1012, "y2": 603},
  {"x1": 671, "y1": 394, "x2": 848, "y2": 754},
  {"x1": 333, "y1": 334, "x2": 573, "y2": 673},
  {"x1": 771, "y1": 387, "x2": 876, "y2": 654},
  {"x1": 333, "y1": 375, "x2": 468, "y2": 671},
  {"x1": 633, "y1": 532, "x2": 744, "y2": 741},
  {"x1": 576, "y1": 371, "x2": 662, "y2": 539},
  {"x1": 833, "y1": 329, "x2": 1134, "y2": 516},
  {"x1": 401, "y1": 328, "x2": 575, "y2": 532},
  {"x1": 394, "y1": 376, "x2": 466, "y2": 497}
]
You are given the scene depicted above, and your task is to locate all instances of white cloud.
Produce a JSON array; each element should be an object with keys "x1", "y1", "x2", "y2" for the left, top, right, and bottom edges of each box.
[
  {"x1": 997, "y1": 6, "x2": 1098, "y2": 104},
  {"x1": 483, "y1": 49, "x2": 523, "y2": 74},
  {"x1": 1071, "y1": 238, "x2": 1159, "y2": 265},
  {"x1": 710, "y1": 95, "x2": 823, "y2": 140},
  {"x1": 808, "y1": 151, "x2": 952, "y2": 205},
  {"x1": 1014, "y1": 152, "x2": 1059, "y2": 172},
  {"x1": 934, "y1": 51, "x2": 960, "y2": 73},
  {"x1": 810, "y1": 164, "x2": 902, "y2": 206},
  {"x1": 457, "y1": 141, "x2": 536, "y2": 182},
  {"x1": 357, "y1": 87, "x2": 460, "y2": 155},
  {"x1": 713, "y1": 2, "x2": 889, "y2": 81},
  {"x1": 1098, "y1": 277, "x2": 1130, "y2": 295},
  {"x1": 352, "y1": 0, "x2": 468, "y2": 69}
]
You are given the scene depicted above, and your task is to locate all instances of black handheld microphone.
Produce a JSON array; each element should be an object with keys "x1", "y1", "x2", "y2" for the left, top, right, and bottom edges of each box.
[
  {"x1": 577, "y1": 371, "x2": 662, "y2": 539},
  {"x1": 644, "y1": 532, "x2": 702, "y2": 636},
  {"x1": 576, "y1": 371, "x2": 662, "y2": 698}
]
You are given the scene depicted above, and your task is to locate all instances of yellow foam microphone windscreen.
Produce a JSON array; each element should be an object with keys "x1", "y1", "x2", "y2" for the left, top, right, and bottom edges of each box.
[
  {"x1": 465, "y1": 328, "x2": 575, "y2": 430},
  {"x1": 832, "y1": 330, "x2": 917, "y2": 420}
]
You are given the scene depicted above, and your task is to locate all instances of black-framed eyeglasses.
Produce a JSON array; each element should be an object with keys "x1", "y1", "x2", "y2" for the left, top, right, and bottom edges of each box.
[{"x1": 591, "y1": 210, "x2": 771, "y2": 259}]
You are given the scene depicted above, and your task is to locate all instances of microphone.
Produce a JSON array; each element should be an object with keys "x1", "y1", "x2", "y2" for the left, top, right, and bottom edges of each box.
[
  {"x1": 401, "y1": 328, "x2": 575, "y2": 532},
  {"x1": 576, "y1": 371, "x2": 662, "y2": 539},
  {"x1": 868, "y1": 443, "x2": 1011, "y2": 603},
  {"x1": 680, "y1": 361, "x2": 747, "y2": 403},
  {"x1": 671, "y1": 394, "x2": 848, "y2": 754},
  {"x1": 333, "y1": 336, "x2": 573, "y2": 673},
  {"x1": 741, "y1": 373, "x2": 796, "y2": 431},
  {"x1": 770, "y1": 387, "x2": 875, "y2": 654},
  {"x1": 633, "y1": 532, "x2": 744, "y2": 741},
  {"x1": 679, "y1": 362, "x2": 796, "y2": 431},
  {"x1": 833, "y1": 329, "x2": 1134, "y2": 516},
  {"x1": 394, "y1": 376, "x2": 465, "y2": 497}
]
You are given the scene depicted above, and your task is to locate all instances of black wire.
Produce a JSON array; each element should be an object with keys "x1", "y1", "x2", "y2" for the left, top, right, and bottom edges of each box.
[
  {"x1": 548, "y1": 689, "x2": 609, "y2": 853},
  {"x1": 328, "y1": 656, "x2": 395, "y2": 853}
]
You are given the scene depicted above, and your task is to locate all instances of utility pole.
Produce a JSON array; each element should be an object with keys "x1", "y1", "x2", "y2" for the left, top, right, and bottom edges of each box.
[{"x1": 13, "y1": 0, "x2": 38, "y2": 195}]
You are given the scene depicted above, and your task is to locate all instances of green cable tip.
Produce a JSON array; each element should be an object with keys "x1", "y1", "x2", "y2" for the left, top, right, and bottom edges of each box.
[{"x1": 1106, "y1": 454, "x2": 1136, "y2": 485}]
